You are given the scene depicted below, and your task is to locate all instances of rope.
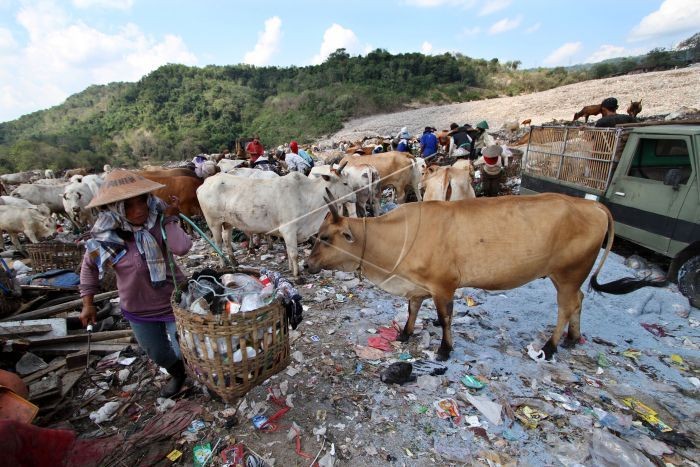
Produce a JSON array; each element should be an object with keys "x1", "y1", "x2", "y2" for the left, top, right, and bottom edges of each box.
[{"x1": 178, "y1": 213, "x2": 236, "y2": 269}]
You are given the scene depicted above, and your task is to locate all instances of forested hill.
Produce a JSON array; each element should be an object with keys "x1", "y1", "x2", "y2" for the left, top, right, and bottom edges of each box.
[{"x1": 1, "y1": 37, "x2": 698, "y2": 173}]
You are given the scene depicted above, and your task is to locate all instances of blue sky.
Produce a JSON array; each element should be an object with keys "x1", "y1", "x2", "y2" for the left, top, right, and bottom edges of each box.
[{"x1": 0, "y1": 0, "x2": 698, "y2": 123}]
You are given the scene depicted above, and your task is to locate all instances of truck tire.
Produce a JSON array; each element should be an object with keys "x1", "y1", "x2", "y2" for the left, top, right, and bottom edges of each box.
[{"x1": 678, "y1": 255, "x2": 700, "y2": 309}]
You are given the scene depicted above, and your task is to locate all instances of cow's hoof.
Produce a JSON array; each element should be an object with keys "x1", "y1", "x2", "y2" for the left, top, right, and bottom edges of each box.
[
  {"x1": 561, "y1": 336, "x2": 579, "y2": 349},
  {"x1": 397, "y1": 331, "x2": 411, "y2": 343},
  {"x1": 295, "y1": 276, "x2": 306, "y2": 285},
  {"x1": 541, "y1": 340, "x2": 557, "y2": 360},
  {"x1": 436, "y1": 350, "x2": 451, "y2": 362}
]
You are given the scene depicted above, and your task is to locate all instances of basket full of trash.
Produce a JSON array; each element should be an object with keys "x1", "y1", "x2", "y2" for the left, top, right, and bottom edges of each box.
[{"x1": 172, "y1": 267, "x2": 300, "y2": 402}]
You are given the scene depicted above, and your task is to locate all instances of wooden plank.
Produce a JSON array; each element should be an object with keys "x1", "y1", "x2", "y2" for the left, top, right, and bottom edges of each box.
[
  {"x1": 28, "y1": 374, "x2": 61, "y2": 401},
  {"x1": 1, "y1": 291, "x2": 118, "y2": 322},
  {"x1": 30, "y1": 329, "x2": 132, "y2": 347},
  {"x1": 0, "y1": 318, "x2": 67, "y2": 339},
  {"x1": 0, "y1": 324, "x2": 52, "y2": 337},
  {"x1": 31, "y1": 343, "x2": 128, "y2": 356},
  {"x1": 65, "y1": 350, "x2": 89, "y2": 370},
  {"x1": 60, "y1": 369, "x2": 85, "y2": 397},
  {"x1": 22, "y1": 357, "x2": 67, "y2": 384}
]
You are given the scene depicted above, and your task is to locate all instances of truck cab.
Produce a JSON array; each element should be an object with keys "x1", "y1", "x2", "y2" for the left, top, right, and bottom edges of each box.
[{"x1": 520, "y1": 124, "x2": 700, "y2": 306}]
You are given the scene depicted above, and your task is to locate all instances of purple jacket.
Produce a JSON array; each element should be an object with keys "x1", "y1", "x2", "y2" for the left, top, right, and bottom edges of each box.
[{"x1": 80, "y1": 216, "x2": 192, "y2": 321}]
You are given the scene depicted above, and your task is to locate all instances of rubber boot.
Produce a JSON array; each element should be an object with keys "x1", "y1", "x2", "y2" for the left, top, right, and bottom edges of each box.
[{"x1": 160, "y1": 359, "x2": 186, "y2": 398}]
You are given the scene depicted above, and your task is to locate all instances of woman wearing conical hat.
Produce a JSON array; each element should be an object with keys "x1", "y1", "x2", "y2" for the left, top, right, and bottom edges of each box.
[{"x1": 79, "y1": 170, "x2": 192, "y2": 398}]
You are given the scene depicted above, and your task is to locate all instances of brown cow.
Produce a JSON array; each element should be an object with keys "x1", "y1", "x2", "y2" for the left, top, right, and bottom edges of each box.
[
  {"x1": 138, "y1": 172, "x2": 203, "y2": 217},
  {"x1": 307, "y1": 192, "x2": 662, "y2": 361},
  {"x1": 573, "y1": 104, "x2": 602, "y2": 123},
  {"x1": 340, "y1": 151, "x2": 422, "y2": 202},
  {"x1": 627, "y1": 99, "x2": 642, "y2": 117},
  {"x1": 521, "y1": 119, "x2": 532, "y2": 126},
  {"x1": 436, "y1": 130, "x2": 451, "y2": 153},
  {"x1": 421, "y1": 165, "x2": 475, "y2": 201},
  {"x1": 64, "y1": 168, "x2": 88, "y2": 178},
  {"x1": 140, "y1": 167, "x2": 199, "y2": 179}
]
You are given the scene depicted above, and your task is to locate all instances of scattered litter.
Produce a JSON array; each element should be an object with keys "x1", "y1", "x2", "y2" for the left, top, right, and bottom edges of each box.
[
  {"x1": 89, "y1": 401, "x2": 121, "y2": 424},
  {"x1": 292, "y1": 351, "x2": 304, "y2": 363},
  {"x1": 118, "y1": 357, "x2": 137, "y2": 366},
  {"x1": 622, "y1": 397, "x2": 672, "y2": 432},
  {"x1": 193, "y1": 443, "x2": 213, "y2": 467},
  {"x1": 380, "y1": 362, "x2": 415, "y2": 385},
  {"x1": 461, "y1": 375, "x2": 485, "y2": 390},
  {"x1": 187, "y1": 419, "x2": 207, "y2": 433},
  {"x1": 155, "y1": 397, "x2": 176, "y2": 413},
  {"x1": 354, "y1": 345, "x2": 387, "y2": 360},
  {"x1": 367, "y1": 336, "x2": 392, "y2": 352},
  {"x1": 433, "y1": 398, "x2": 460, "y2": 421},
  {"x1": 515, "y1": 406, "x2": 549, "y2": 429},
  {"x1": 460, "y1": 392, "x2": 502, "y2": 426},
  {"x1": 590, "y1": 429, "x2": 655, "y2": 467},
  {"x1": 526, "y1": 343, "x2": 547, "y2": 362},
  {"x1": 597, "y1": 352, "x2": 610, "y2": 368},
  {"x1": 641, "y1": 322, "x2": 667, "y2": 337},
  {"x1": 622, "y1": 349, "x2": 642, "y2": 363},
  {"x1": 166, "y1": 450, "x2": 183, "y2": 462}
]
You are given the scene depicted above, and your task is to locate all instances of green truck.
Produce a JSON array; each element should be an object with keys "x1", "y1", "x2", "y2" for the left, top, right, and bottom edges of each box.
[{"x1": 519, "y1": 122, "x2": 699, "y2": 307}]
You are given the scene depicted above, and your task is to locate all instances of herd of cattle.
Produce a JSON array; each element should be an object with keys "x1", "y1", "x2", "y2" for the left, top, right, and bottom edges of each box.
[
  {"x1": 0, "y1": 151, "x2": 477, "y2": 275},
  {"x1": 1, "y1": 145, "x2": 658, "y2": 362}
]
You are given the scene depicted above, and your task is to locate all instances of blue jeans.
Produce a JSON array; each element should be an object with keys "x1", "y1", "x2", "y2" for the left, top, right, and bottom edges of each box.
[{"x1": 128, "y1": 320, "x2": 182, "y2": 369}]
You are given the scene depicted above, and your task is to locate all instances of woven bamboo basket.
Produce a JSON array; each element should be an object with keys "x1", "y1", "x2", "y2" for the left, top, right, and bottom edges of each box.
[
  {"x1": 25, "y1": 242, "x2": 83, "y2": 273},
  {"x1": 172, "y1": 283, "x2": 290, "y2": 403}
]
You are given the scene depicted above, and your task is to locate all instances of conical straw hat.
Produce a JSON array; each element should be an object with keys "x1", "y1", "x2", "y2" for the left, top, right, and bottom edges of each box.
[{"x1": 86, "y1": 169, "x2": 165, "y2": 208}]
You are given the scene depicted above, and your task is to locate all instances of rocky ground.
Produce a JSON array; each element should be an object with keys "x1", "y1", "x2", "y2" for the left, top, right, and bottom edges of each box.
[
  {"x1": 46, "y1": 233, "x2": 699, "y2": 466},
  {"x1": 318, "y1": 67, "x2": 700, "y2": 145}
]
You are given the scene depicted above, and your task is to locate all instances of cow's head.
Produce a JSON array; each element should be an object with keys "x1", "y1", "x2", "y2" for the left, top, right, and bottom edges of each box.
[
  {"x1": 307, "y1": 188, "x2": 363, "y2": 274},
  {"x1": 320, "y1": 162, "x2": 356, "y2": 206}
]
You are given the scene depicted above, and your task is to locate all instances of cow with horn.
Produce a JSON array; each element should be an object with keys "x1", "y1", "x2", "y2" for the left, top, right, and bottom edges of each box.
[{"x1": 306, "y1": 191, "x2": 664, "y2": 361}]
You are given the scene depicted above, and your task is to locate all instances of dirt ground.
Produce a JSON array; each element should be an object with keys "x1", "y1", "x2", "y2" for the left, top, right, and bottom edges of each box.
[
  {"x1": 319, "y1": 67, "x2": 700, "y2": 144},
  {"x1": 49, "y1": 232, "x2": 699, "y2": 467}
]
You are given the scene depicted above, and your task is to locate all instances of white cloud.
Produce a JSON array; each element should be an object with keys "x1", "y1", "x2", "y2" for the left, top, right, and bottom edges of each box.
[
  {"x1": 404, "y1": 0, "x2": 475, "y2": 8},
  {"x1": 586, "y1": 44, "x2": 627, "y2": 63},
  {"x1": 421, "y1": 41, "x2": 433, "y2": 54},
  {"x1": 543, "y1": 41, "x2": 582, "y2": 66},
  {"x1": 0, "y1": 27, "x2": 16, "y2": 49},
  {"x1": 311, "y1": 23, "x2": 364, "y2": 65},
  {"x1": 629, "y1": 0, "x2": 700, "y2": 42},
  {"x1": 525, "y1": 22, "x2": 541, "y2": 34},
  {"x1": 0, "y1": 1, "x2": 197, "y2": 122},
  {"x1": 242, "y1": 16, "x2": 282, "y2": 66},
  {"x1": 459, "y1": 27, "x2": 480, "y2": 38},
  {"x1": 488, "y1": 16, "x2": 521, "y2": 34},
  {"x1": 479, "y1": 0, "x2": 510, "y2": 16},
  {"x1": 72, "y1": 0, "x2": 134, "y2": 9}
]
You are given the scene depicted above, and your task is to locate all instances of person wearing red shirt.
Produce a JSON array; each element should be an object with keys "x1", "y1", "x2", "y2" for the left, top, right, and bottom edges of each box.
[{"x1": 245, "y1": 136, "x2": 265, "y2": 163}]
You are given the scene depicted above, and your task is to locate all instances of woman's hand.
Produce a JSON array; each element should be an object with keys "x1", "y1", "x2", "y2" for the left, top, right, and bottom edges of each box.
[
  {"x1": 80, "y1": 304, "x2": 97, "y2": 328},
  {"x1": 164, "y1": 195, "x2": 181, "y2": 217}
]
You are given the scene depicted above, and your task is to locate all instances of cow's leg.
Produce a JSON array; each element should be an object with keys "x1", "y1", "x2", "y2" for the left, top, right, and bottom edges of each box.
[
  {"x1": 562, "y1": 289, "x2": 584, "y2": 348},
  {"x1": 9, "y1": 233, "x2": 22, "y2": 251},
  {"x1": 433, "y1": 294, "x2": 455, "y2": 361},
  {"x1": 541, "y1": 282, "x2": 581, "y2": 360},
  {"x1": 398, "y1": 296, "x2": 425, "y2": 342},
  {"x1": 279, "y1": 227, "x2": 299, "y2": 277},
  {"x1": 208, "y1": 220, "x2": 227, "y2": 267},
  {"x1": 412, "y1": 181, "x2": 423, "y2": 202}
]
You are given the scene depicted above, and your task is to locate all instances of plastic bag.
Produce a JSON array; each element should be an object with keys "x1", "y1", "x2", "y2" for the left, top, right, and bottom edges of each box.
[{"x1": 589, "y1": 429, "x2": 654, "y2": 467}]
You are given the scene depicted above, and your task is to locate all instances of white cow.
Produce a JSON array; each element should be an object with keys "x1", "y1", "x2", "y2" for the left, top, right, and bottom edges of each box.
[
  {"x1": 197, "y1": 172, "x2": 355, "y2": 277},
  {"x1": 11, "y1": 183, "x2": 68, "y2": 214},
  {"x1": 0, "y1": 171, "x2": 42, "y2": 185},
  {"x1": 0, "y1": 196, "x2": 51, "y2": 216},
  {"x1": 217, "y1": 159, "x2": 247, "y2": 173},
  {"x1": 0, "y1": 205, "x2": 55, "y2": 251},
  {"x1": 227, "y1": 168, "x2": 279, "y2": 179},
  {"x1": 44, "y1": 169, "x2": 55, "y2": 179},
  {"x1": 34, "y1": 178, "x2": 66, "y2": 185},
  {"x1": 62, "y1": 180, "x2": 99, "y2": 228},
  {"x1": 338, "y1": 164, "x2": 381, "y2": 217},
  {"x1": 421, "y1": 165, "x2": 475, "y2": 201}
]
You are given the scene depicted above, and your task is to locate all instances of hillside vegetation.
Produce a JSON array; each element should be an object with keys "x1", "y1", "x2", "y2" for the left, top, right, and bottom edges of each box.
[{"x1": 0, "y1": 33, "x2": 698, "y2": 173}]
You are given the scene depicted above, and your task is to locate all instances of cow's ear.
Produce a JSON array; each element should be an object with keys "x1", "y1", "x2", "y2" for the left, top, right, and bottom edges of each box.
[{"x1": 321, "y1": 174, "x2": 330, "y2": 182}]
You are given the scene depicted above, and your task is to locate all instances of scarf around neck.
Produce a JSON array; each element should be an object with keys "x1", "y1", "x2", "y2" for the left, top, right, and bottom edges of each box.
[{"x1": 86, "y1": 195, "x2": 168, "y2": 288}]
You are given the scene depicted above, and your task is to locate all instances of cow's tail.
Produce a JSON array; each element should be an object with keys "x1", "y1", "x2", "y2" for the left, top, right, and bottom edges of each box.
[{"x1": 588, "y1": 206, "x2": 666, "y2": 294}]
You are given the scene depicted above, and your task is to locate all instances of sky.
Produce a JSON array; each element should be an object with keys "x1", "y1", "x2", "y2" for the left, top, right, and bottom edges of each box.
[{"x1": 0, "y1": 0, "x2": 698, "y2": 123}]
